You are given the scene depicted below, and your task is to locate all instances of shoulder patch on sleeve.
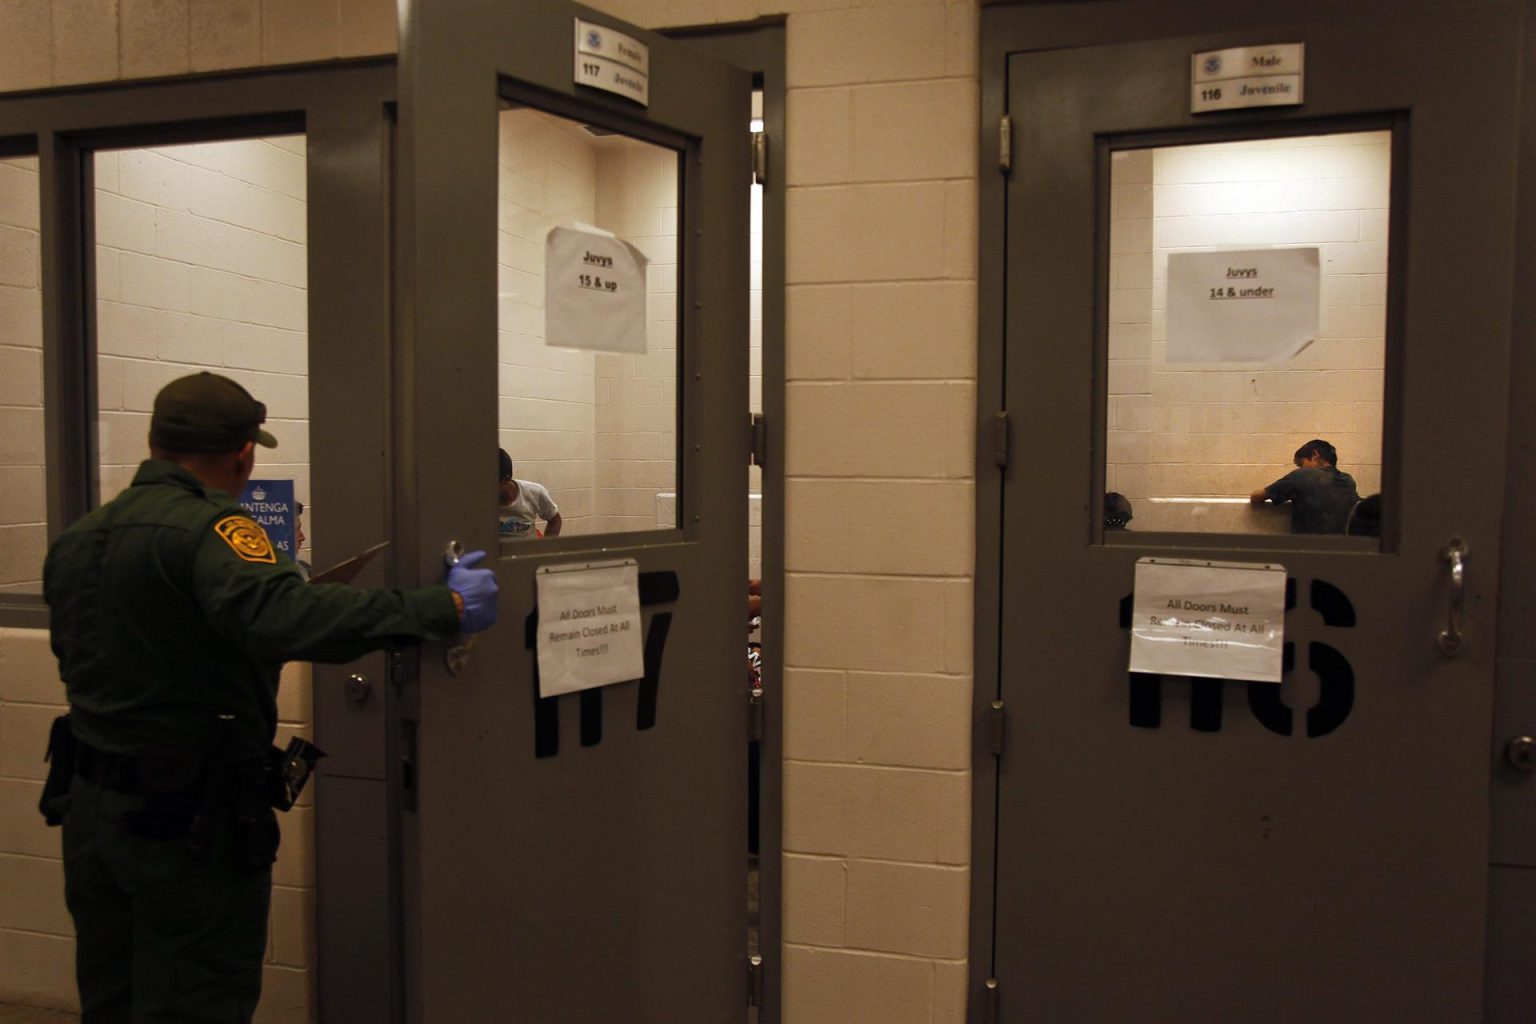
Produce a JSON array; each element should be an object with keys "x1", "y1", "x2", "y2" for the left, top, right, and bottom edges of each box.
[{"x1": 213, "y1": 515, "x2": 277, "y2": 564}]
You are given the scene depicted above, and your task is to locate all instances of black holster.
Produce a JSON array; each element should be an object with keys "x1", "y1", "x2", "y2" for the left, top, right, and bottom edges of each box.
[
  {"x1": 39, "y1": 715, "x2": 77, "y2": 826},
  {"x1": 232, "y1": 756, "x2": 281, "y2": 871}
]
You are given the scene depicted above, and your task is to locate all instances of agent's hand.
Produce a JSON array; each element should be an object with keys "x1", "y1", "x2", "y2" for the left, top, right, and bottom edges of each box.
[{"x1": 447, "y1": 550, "x2": 499, "y2": 633}]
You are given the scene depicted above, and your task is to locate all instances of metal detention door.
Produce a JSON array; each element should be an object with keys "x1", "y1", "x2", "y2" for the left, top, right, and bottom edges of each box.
[
  {"x1": 394, "y1": 2, "x2": 750, "y2": 1021},
  {"x1": 982, "y1": 5, "x2": 1520, "y2": 1022}
]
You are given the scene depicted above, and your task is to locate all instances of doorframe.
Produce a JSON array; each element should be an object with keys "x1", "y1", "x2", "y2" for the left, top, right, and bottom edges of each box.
[
  {"x1": 0, "y1": 62, "x2": 394, "y2": 632},
  {"x1": 974, "y1": 1, "x2": 1535, "y2": 1019},
  {"x1": 660, "y1": 20, "x2": 788, "y2": 1024},
  {"x1": 1488, "y1": 4, "x2": 1536, "y2": 1020}
]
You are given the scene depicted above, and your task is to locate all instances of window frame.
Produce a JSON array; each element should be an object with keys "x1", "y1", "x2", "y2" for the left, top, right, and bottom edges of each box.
[
  {"x1": 1091, "y1": 111, "x2": 1409, "y2": 553},
  {"x1": 0, "y1": 60, "x2": 394, "y2": 629}
]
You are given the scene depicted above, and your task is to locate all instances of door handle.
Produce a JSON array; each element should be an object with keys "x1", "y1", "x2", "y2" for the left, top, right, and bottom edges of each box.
[
  {"x1": 1437, "y1": 537, "x2": 1468, "y2": 657},
  {"x1": 444, "y1": 540, "x2": 477, "y2": 676},
  {"x1": 345, "y1": 672, "x2": 372, "y2": 706}
]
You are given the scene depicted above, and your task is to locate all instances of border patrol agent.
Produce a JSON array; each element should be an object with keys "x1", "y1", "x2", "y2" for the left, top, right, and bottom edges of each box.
[{"x1": 40, "y1": 372, "x2": 499, "y2": 1023}]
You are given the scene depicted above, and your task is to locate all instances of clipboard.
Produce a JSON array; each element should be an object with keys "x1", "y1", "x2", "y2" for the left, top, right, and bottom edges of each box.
[{"x1": 308, "y1": 541, "x2": 390, "y2": 585}]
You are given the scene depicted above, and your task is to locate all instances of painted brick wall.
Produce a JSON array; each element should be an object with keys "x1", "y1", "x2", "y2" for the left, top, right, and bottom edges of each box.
[
  {"x1": 592, "y1": 139, "x2": 680, "y2": 532},
  {"x1": 1108, "y1": 133, "x2": 1389, "y2": 533},
  {"x1": 776, "y1": 10, "x2": 977, "y2": 1016},
  {"x1": 0, "y1": 157, "x2": 44, "y2": 594},
  {"x1": 498, "y1": 108, "x2": 601, "y2": 534},
  {"x1": 0, "y1": 0, "x2": 398, "y2": 93}
]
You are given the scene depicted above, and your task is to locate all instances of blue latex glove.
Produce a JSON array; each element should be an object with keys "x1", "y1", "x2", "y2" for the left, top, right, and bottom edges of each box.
[{"x1": 447, "y1": 550, "x2": 499, "y2": 633}]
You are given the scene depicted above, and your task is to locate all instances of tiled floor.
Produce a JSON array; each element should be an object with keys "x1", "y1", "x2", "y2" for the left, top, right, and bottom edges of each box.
[{"x1": 0, "y1": 1007, "x2": 78, "y2": 1024}]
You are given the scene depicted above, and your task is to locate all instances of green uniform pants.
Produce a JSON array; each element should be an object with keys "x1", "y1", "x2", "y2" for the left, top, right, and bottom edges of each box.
[{"x1": 62, "y1": 775, "x2": 273, "y2": 1024}]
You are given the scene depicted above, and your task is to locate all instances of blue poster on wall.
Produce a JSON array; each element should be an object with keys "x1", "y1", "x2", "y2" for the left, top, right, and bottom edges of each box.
[{"x1": 239, "y1": 479, "x2": 297, "y2": 558}]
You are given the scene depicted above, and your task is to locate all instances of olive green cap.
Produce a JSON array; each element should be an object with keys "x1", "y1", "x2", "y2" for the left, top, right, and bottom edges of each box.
[{"x1": 149, "y1": 372, "x2": 278, "y2": 452}]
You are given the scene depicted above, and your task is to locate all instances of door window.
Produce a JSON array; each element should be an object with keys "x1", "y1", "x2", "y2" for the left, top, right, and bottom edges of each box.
[
  {"x1": 1104, "y1": 130, "x2": 1389, "y2": 542},
  {"x1": 496, "y1": 102, "x2": 681, "y2": 541}
]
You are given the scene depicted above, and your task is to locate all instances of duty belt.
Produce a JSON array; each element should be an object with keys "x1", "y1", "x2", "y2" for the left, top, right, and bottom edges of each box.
[{"x1": 74, "y1": 741, "x2": 144, "y2": 793}]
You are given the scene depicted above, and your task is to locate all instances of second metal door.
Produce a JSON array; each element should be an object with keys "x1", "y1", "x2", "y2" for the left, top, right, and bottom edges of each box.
[{"x1": 984, "y1": 4, "x2": 1519, "y2": 1021}]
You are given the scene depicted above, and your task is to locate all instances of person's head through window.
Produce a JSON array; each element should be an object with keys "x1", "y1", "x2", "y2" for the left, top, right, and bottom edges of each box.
[
  {"x1": 1252, "y1": 437, "x2": 1358, "y2": 535},
  {"x1": 498, "y1": 448, "x2": 516, "y2": 507},
  {"x1": 1293, "y1": 439, "x2": 1338, "y2": 470},
  {"x1": 498, "y1": 447, "x2": 562, "y2": 539},
  {"x1": 1104, "y1": 492, "x2": 1133, "y2": 531}
]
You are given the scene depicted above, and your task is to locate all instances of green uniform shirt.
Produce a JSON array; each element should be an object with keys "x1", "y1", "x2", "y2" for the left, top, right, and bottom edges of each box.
[{"x1": 44, "y1": 460, "x2": 460, "y2": 755}]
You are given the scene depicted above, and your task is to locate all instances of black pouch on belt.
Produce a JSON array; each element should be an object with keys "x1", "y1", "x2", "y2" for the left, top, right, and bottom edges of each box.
[
  {"x1": 233, "y1": 757, "x2": 281, "y2": 871},
  {"x1": 38, "y1": 715, "x2": 77, "y2": 826}
]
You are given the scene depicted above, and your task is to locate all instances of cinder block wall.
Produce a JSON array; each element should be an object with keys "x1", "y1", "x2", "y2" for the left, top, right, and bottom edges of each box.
[
  {"x1": 94, "y1": 137, "x2": 312, "y2": 510},
  {"x1": 592, "y1": 142, "x2": 681, "y2": 532},
  {"x1": 499, "y1": 108, "x2": 601, "y2": 533},
  {"x1": 1108, "y1": 133, "x2": 1389, "y2": 524}
]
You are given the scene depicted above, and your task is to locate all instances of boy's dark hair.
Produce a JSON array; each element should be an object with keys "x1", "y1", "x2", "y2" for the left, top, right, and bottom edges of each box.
[
  {"x1": 1293, "y1": 439, "x2": 1338, "y2": 466},
  {"x1": 1104, "y1": 492, "x2": 1133, "y2": 530},
  {"x1": 498, "y1": 448, "x2": 513, "y2": 481}
]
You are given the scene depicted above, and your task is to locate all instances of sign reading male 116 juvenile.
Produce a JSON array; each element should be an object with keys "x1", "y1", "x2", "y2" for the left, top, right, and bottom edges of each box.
[
  {"x1": 1191, "y1": 42, "x2": 1303, "y2": 114},
  {"x1": 1166, "y1": 247, "x2": 1320, "y2": 363},
  {"x1": 545, "y1": 226, "x2": 650, "y2": 355},
  {"x1": 1130, "y1": 558, "x2": 1286, "y2": 683},
  {"x1": 535, "y1": 560, "x2": 645, "y2": 698}
]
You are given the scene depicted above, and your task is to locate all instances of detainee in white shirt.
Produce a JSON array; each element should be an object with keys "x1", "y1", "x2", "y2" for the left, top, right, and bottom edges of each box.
[{"x1": 498, "y1": 448, "x2": 562, "y2": 539}]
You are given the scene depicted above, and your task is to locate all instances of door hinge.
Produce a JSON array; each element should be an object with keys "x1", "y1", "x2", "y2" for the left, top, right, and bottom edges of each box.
[
  {"x1": 750, "y1": 412, "x2": 767, "y2": 468},
  {"x1": 748, "y1": 954, "x2": 765, "y2": 1007},
  {"x1": 749, "y1": 685, "x2": 765, "y2": 742},
  {"x1": 990, "y1": 700, "x2": 1005, "y2": 758},
  {"x1": 985, "y1": 977, "x2": 1000, "y2": 1023},
  {"x1": 752, "y1": 130, "x2": 768, "y2": 186},
  {"x1": 992, "y1": 411, "x2": 1010, "y2": 469},
  {"x1": 998, "y1": 114, "x2": 1013, "y2": 176}
]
